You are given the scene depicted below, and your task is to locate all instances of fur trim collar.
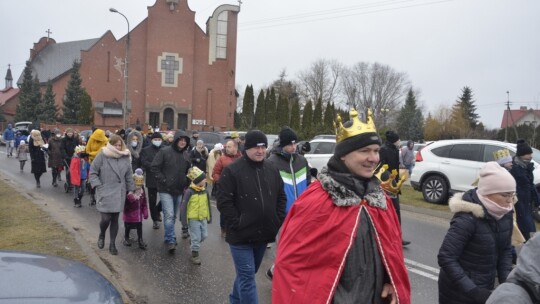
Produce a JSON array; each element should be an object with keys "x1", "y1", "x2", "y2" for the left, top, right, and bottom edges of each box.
[
  {"x1": 448, "y1": 192, "x2": 485, "y2": 218},
  {"x1": 102, "y1": 143, "x2": 131, "y2": 159},
  {"x1": 318, "y1": 167, "x2": 387, "y2": 209}
]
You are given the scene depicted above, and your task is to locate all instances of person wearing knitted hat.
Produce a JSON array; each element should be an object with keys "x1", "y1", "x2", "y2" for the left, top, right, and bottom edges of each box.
[
  {"x1": 264, "y1": 127, "x2": 311, "y2": 280},
  {"x1": 122, "y1": 168, "x2": 149, "y2": 250},
  {"x1": 140, "y1": 131, "x2": 165, "y2": 229},
  {"x1": 180, "y1": 166, "x2": 211, "y2": 265},
  {"x1": 494, "y1": 148, "x2": 513, "y2": 169},
  {"x1": 509, "y1": 139, "x2": 540, "y2": 241},
  {"x1": 438, "y1": 161, "x2": 515, "y2": 304},
  {"x1": 16, "y1": 139, "x2": 29, "y2": 172},
  {"x1": 377, "y1": 130, "x2": 411, "y2": 246},
  {"x1": 216, "y1": 129, "x2": 286, "y2": 303},
  {"x1": 273, "y1": 109, "x2": 410, "y2": 304}
]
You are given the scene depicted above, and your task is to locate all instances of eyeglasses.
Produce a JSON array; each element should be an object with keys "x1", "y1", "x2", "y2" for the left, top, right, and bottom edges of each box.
[{"x1": 497, "y1": 192, "x2": 516, "y2": 199}]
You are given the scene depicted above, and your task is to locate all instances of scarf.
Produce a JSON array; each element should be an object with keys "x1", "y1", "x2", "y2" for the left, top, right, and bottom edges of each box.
[
  {"x1": 101, "y1": 143, "x2": 130, "y2": 159},
  {"x1": 190, "y1": 183, "x2": 205, "y2": 192},
  {"x1": 477, "y1": 193, "x2": 513, "y2": 220}
]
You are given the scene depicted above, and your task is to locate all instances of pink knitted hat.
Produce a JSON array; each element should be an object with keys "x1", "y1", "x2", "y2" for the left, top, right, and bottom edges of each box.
[{"x1": 477, "y1": 162, "x2": 516, "y2": 196}]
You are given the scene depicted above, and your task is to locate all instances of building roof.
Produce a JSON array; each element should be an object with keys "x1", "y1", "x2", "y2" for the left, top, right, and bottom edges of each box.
[
  {"x1": 0, "y1": 87, "x2": 19, "y2": 106},
  {"x1": 17, "y1": 38, "x2": 99, "y2": 85},
  {"x1": 500, "y1": 108, "x2": 540, "y2": 128}
]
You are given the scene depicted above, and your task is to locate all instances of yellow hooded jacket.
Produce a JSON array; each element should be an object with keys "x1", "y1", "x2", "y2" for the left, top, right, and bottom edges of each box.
[{"x1": 85, "y1": 129, "x2": 108, "y2": 162}]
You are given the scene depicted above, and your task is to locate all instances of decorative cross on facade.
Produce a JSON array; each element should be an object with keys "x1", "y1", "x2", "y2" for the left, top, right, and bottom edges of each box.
[
  {"x1": 157, "y1": 53, "x2": 182, "y2": 87},
  {"x1": 46, "y1": 29, "x2": 52, "y2": 41}
]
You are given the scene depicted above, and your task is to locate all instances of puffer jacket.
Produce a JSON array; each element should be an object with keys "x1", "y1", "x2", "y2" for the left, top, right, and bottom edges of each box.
[
  {"x1": 150, "y1": 131, "x2": 191, "y2": 195},
  {"x1": 378, "y1": 140, "x2": 401, "y2": 182},
  {"x1": 140, "y1": 143, "x2": 162, "y2": 188},
  {"x1": 486, "y1": 233, "x2": 540, "y2": 303},
  {"x1": 216, "y1": 154, "x2": 286, "y2": 245},
  {"x1": 86, "y1": 129, "x2": 108, "y2": 162},
  {"x1": 438, "y1": 190, "x2": 513, "y2": 304},
  {"x1": 47, "y1": 136, "x2": 64, "y2": 168},
  {"x1": 510, "y1": 157, "x2": 539, "y2": 240}
]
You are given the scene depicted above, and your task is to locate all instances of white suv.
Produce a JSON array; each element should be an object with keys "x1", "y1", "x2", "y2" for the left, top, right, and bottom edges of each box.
[
  {"x1": 410, "y1": 139, "x2": 540, "y2": 204},
  {"x1": 304, "y1": 138, "x2": 336, "y2": 173}
]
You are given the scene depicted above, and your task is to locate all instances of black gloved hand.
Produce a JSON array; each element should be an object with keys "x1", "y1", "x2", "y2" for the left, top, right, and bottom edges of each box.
[{"x1": 468, "y1": 287, "x2": 491, "y2": 303}]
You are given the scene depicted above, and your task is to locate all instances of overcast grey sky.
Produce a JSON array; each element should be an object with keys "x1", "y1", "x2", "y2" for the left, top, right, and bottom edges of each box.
[{"x1": 1, "y1": 0, "x2": 539, "y2": 129}]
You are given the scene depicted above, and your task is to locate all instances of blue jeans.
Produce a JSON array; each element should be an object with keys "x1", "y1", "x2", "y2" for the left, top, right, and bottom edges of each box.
[
  {"x1": 188, "y1": 220, "x2": 208, "y2": 252},
  {"x1": 229, "y1": 243, "x2": 267, "y2": 304},
  {"x1": 159, "y1": 192, "x2": 182, "y2": 244}
]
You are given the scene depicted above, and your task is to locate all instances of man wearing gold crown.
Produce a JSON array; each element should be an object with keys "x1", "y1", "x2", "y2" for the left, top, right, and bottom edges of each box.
[{"x1": 272, "y1": 109, "x2": 410, "y2": 304}]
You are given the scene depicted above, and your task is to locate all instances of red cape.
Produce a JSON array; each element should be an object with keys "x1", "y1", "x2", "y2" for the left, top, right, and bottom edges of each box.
[{"x1": 272, "y1": 181, "x2": 411, "y2": 304}]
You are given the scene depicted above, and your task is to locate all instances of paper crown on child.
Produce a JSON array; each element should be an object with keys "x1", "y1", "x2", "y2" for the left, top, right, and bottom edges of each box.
[
  {"x1": 493, "y1": 149, "x2": 512, "y2": 166},
  {"x1": 187, "y1": 166, "x2": 206, "y2": 184},
  {"x1": 74, "y1": 145, "x2": 86, "y2": 154},
  {"x1": 133, "y1": 168, "x2": 145, "y2": 186},
  {"x1": 375, "y1": 164, "x2": 407, "y2": 196}
]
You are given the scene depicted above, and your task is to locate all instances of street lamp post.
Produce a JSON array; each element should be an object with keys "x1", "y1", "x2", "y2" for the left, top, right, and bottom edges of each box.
[{"x1": 110, "y1": 8, "x2": 130, "y2": 129}]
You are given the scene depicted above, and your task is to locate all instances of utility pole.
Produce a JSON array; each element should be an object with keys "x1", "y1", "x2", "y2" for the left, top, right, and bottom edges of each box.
[{"x1": 505, "y1": 91, "x2": 510, "y2": 142}]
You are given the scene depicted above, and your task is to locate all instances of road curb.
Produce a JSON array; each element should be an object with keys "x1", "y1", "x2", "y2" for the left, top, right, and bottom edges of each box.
[
  {"x1": 401, "y1": 203, "x2": 453, "y2": 220},
  {"x1": 0, "y1": 172, "x2": 132, "y2": 303}
]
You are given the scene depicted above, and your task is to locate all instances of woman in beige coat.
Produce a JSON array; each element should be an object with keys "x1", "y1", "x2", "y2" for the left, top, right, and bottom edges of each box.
[{"x1": 89, "y1": 135, "x2": 135, "y2": 255}]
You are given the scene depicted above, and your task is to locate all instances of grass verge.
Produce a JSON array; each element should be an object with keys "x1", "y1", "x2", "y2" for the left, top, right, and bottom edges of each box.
[
  {"x1": 0, "y1": 179, "x2": 87, "y2": 262},
  {"x1": 399, "y1": 184, "x2": 450, "y2": 212}
]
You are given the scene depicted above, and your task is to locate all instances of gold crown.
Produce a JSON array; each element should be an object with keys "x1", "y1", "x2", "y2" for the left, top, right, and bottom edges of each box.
[
  {"x1": 334, "y1": 108, "x2": 377, "y2": 143},
  {"x1": 133, "y1": 174, "x2": 145, "y2": 186},
  {"x1": 74, "y1": 145, "x2": 86, "y2": 154},
  {"x1": 187, "y1": 166, "x2": 205, "y2": 181},
  {"x1": 493, "y1": 149, "x2": 511, "y2": 161},
  {"x1": 375, "y1": 164, "x2": 407, "y2": 195}
]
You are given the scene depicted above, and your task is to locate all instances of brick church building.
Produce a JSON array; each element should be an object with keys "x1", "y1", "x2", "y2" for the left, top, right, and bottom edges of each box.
[{"x1": 18, "y1": 0, "x2": 240, "y2": 131}]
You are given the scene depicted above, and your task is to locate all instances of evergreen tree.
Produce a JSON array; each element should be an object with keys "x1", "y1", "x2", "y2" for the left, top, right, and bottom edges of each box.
[
  {"x1": 301, "y1": 100, "x2": 314, "y2": 139},
  {"x1": 78, "y1": 90, "x2": 94, "y2": 124},
  {"x1": 14, "y1": 61, "x2": 40, "y2": 122},
  {"x1": 36, "y1": 80, "x2": 58, "y2": 123},
  {"x1": 254, "y1": 89, "x2": 265, "y2": 128},
  {"x1": 312, "y1": 98, "x2": 323, "y2": 133},
  {"x1": 62, "y1": 60, "x2": 84, "y2": 124},
  {"x1": 234, "y1": 110, "x2": 241, "y2": 129},
  {"x1": 396, "y1": 88, "x2": 424, "y2": 140},
  {"x1": 289, "y1": 99, "x2": 301, "y2": 132},
  {"x1": 265, "y1": 87, "x2": 277, "y2": 132},
  {"x1": 451, "y1": 86, "x2": 480, "y2": 135},
  {"x1": 276, "y1": 94, "x2": 289, "y2": 129},
  {"x1": 323, "y1": 102, "x2": 335, "y2": 133},
  {"x1": 241, "y1": 85, "x2": 255, "y2": 129}
]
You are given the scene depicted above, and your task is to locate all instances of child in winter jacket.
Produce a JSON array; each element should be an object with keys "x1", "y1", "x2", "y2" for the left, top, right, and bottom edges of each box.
[
  {"x1": 70, "y1": 145, "x2": 90, "y2": 208},
  {"x1": 123, "y1": 168, "x2": 149, "y2": 249},
  {"x1": 17, "y1": 140, "x2": 29, "y2": 172},
  {"x1": 180, "y1": 166, "x2": 211, "y2": 265}
]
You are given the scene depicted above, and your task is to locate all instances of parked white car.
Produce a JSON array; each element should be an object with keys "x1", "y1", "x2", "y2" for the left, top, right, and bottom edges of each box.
[
  {"x1": 304, "y1": 138, "x2": 336, "y2": 173},
  {"x1": 410, "y1": 139, "x2": 540, "y2": 204}
]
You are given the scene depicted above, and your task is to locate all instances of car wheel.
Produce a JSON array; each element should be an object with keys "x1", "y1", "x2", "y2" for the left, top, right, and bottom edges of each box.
[{"x1": 421, "y1": 175, "x2": 448, "y2": 204}]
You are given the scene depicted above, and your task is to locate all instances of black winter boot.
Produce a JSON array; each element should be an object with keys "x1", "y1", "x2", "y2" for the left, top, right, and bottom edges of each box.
[
  {"x1": 138, "y1": 239, "x2": 147, "y2": 249},
  {"x1": 74, "y1": 198, "x2": 82, "y2": 208},
  {"x1": 109, "y1": 243, "x2": 118, "y2": 255}
]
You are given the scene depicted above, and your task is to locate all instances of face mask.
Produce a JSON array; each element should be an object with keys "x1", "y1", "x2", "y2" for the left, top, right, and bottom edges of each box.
[
  {"x1": 152, "y1": 141, "x2": 162, "y2": 147},
  {"x1": 56, "y1": 134, "x2": 61, "y2": 138},
  {"x1": 131, "y1": 141, "x2": 138, "y2": 147}
]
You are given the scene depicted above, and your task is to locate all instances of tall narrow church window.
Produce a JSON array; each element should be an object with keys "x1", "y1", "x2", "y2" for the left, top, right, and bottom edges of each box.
[
  {"x1": 157, "y1": 52, "x2": 183, "y2": 87},
  {"x1": 216, "y1": 11, "x2": 228, "y2": 59},
  {"x1": 149, "y1": 112, "x2": 160, "y2": 129}
]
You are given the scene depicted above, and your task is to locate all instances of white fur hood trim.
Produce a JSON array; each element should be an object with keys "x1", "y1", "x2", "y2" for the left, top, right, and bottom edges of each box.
[{"x1": 448, "y1": 192, "x2": 485, "y2": 218}]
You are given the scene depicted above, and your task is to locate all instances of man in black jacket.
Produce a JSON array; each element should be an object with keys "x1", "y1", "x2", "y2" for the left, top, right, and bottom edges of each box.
[
  {"x1": 151, "y1": 130, "x2": 192, "y2": 253},
  {"x1": 377, "y1": 130, "x2": 410, "y2": 246},
  {"x1": 217, "y1": 130, "x2": 286, "y2": 304},
  {"x1": 140, "y1": 132, "x2": 164, "y2": 229}
]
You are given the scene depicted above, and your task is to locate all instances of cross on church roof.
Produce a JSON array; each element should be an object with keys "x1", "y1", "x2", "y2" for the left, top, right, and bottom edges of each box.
[{"x1": 46, "y1": 29, "x2": 52, "y2": 41}]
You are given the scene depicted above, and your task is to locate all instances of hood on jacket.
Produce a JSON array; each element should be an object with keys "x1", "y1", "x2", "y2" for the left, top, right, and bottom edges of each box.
[
  {"x1": 448, "y1": 191, "x2": 485, "y2": 218},
  {"x1": 90, "y1": 129, "x2": 107, "y2": 143},
  {"x1": 512, "y1": 233, "x2": 540, "y2": 299},
  {"x1": 172, "y1": 130, "x2": 190, "y2": 152},
  {"x1": 127, "y1": 130, "x2": 143, "y2": 157}
]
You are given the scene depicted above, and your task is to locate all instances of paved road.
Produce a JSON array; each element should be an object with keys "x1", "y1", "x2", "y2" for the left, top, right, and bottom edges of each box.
[{"x1": 0, "y1": 150, "x2": 448, "y2": 304}]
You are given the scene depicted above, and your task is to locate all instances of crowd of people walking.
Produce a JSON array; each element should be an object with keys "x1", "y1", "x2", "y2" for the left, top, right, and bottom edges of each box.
[{"x1": 3, "y1": 116, "x2": 540, "y2": 304}]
